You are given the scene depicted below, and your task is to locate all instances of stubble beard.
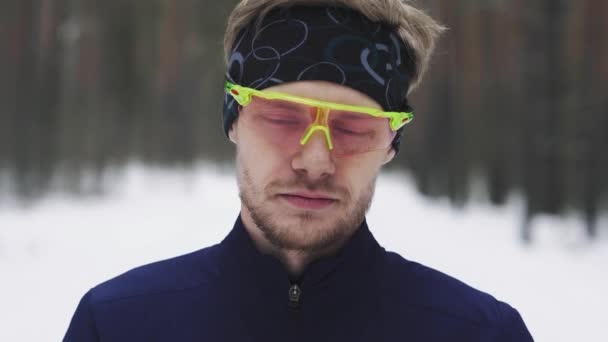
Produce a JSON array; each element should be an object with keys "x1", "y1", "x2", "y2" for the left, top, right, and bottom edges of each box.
[{"x1": 238, "y1": 167, "x2": 376, "y2": 255}]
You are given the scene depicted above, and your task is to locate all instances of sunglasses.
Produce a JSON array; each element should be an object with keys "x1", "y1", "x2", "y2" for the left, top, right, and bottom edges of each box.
[{"x1": 225, "y1": 82, "x2": 414, "y2": 157}]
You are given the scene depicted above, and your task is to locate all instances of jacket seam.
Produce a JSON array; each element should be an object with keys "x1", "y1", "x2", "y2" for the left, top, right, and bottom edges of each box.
[{"x1": 93, "y1": 280, "x2": 211, "y2": 307}]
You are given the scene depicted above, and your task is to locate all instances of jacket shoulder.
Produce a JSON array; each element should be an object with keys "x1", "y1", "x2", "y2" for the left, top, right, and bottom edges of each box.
[
  {"x1": 89, "y1": 244, "x2": 222, "y2": 305},
  {"x1": 381, "y1": 250, "x2": 532, "y2": 339}
]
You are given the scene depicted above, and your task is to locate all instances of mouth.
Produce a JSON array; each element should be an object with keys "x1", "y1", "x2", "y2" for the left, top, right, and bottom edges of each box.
[{"x1": 278, "y1": 192, "x2": 338, "y2": 210}]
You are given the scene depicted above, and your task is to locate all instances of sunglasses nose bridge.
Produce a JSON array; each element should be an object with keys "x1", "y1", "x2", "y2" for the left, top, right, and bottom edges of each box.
[
  {"x1": 313, "y1": 106, "x2": 329, "y2": 125},
  {"x1": 299, "y1": 107, "x2": 333, "y2": 150}
]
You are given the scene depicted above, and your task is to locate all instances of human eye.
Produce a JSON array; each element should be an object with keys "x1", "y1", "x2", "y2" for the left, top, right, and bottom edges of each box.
[
  {"x1": 334, "y1": 126, "x2": 362, "y2": 135},
  {"x1": 261, "y1": 114, "x2": 303, "y2": 126},
  {"x1": 332, "y1": 122, "x2": 372, "y2": 136}
]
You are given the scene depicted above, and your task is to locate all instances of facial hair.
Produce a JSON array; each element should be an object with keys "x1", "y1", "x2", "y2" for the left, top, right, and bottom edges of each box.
[{"x1": 238, "y1": 164, "x2": 376, "y2": 255}]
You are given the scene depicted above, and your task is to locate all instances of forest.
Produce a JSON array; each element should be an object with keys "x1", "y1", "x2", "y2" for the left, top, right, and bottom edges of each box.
[{"x1": 0, "y1": 0, "x2": 606, "y2": 239}]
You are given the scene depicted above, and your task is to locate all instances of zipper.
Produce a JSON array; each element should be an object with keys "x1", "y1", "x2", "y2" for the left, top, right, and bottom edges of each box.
[{"x1": 288, "y1": 283, "x2": 302, "y2": 313}]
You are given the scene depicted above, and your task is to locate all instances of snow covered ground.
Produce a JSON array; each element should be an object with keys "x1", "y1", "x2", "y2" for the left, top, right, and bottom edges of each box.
[{"x1": 0, "y1": 163, "x2": 606, "y2": 341}]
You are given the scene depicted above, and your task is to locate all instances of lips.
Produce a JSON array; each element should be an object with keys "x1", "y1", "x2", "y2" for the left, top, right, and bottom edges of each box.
[
  {"x1": 279, "y1": 192, "x2": 337, "y2": 210},
  {"x1": 287, "y1": 191, "x2": 336, "y2": 200}
]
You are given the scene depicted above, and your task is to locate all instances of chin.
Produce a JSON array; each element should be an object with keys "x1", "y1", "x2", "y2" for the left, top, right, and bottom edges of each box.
[{"x1": 270, "y1": 212, "x2": 351, "y2": 250}]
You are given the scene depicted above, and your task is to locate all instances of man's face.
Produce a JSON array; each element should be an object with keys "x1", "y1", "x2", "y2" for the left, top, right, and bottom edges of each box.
[{"x1": 229, "y1": 81, "x2": 395, "y2": 254}]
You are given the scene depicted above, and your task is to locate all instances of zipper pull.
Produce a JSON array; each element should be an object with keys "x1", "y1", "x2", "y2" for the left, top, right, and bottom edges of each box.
[{"x1": 288, "y1": 283, "x2": 302, "y2": 312}]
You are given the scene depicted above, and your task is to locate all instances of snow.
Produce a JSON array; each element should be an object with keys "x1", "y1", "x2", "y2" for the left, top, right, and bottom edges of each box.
[{"x1": 0, "y1": 163, "x2": 606, "y2": 341}]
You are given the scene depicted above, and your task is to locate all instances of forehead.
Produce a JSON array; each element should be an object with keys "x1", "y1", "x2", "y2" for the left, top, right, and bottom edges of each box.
[{"x1": 264, "y1": 81, "x2": 383, "y2": 110}]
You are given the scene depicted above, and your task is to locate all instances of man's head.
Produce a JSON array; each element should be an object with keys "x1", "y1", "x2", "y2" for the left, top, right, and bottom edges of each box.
[{"x1": 223, "y1": 0, "x2": 444, "y2": 254}]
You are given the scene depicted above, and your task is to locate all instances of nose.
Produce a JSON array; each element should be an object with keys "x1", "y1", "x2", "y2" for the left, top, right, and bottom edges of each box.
[{"x1": 291, "y1": 129, "x2": 336, "y2": 181}]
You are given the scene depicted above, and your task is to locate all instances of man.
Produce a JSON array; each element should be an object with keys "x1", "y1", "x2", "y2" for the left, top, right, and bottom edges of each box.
[{"x1": 65, "y1": 0, "x2": 533, "y2": 341}]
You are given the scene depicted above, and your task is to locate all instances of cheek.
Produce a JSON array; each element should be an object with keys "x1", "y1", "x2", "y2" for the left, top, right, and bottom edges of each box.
[
  {"x1": 339, "y1": 156, "x2": 383, "y2": 194},
  {"x1": 236, "y1": 135, "x2": 291, "y2": 187}
]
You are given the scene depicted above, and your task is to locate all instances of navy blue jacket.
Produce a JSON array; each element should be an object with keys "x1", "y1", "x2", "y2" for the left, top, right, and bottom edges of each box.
[{"x1": 64, "y1": 215, "x2": 533, "y2": 341}]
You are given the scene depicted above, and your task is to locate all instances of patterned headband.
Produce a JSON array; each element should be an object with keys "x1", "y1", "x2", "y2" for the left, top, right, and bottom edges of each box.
[{"x1": 223, "y1": 5, "x2": 416, "y2": 151}]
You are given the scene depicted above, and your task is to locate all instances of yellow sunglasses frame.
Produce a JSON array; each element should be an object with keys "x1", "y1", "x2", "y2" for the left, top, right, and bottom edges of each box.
[{"x1": 225, "y1": 81, "x2": 413, "y2": 151}]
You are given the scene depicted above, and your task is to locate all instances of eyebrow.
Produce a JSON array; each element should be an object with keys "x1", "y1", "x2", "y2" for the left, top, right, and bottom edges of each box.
[
  {"x1": 258, "y1": 97, "x2": 307, "y2": 112},
  {"x1": 332, "y1": 112, "x2": 376, "y2": 120}
]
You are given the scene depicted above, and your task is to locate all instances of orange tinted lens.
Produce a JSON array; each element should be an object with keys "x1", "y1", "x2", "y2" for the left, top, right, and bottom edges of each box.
[
  {"x1": 239, "y1": 96, "x2": 313, "y2": 152},
  {"x1": 329, "y1": 111, "x2": 395, "y2": 156},
  {"x1": 239, "y1": 96, "x2": 394, "y2": 157}
]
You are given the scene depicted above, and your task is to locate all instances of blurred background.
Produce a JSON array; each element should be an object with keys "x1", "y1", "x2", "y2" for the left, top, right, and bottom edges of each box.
[{"x1": 0, "y1": 0, "x2": 606, "y2": 341}]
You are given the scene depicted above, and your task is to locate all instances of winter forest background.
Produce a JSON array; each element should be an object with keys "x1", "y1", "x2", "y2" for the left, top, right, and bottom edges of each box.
[
  {"x1": 1, "y1": 0, "x2": 607, "y2": 238},
  {"x1": 0, "y1": 0, "x2": 607, "y2": 341}
]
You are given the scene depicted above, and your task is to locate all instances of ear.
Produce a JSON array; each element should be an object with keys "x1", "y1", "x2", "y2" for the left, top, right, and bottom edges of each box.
[
  {"x1": 382, "y1": 148, "x2": 396, "y2": 165},
  {"x1": 228, "y1": 123, "x2": 238, "y2": 144},
  {"x1": 228, "y1": 106, "x2": 242, "y2": 144}
]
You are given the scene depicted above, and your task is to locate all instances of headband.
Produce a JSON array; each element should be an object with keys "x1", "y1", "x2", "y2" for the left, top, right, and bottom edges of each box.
[{"x1": 223, "y1": 5, "x2": 415, "y2": 152}]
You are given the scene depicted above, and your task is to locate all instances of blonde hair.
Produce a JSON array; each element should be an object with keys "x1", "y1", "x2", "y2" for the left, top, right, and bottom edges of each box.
[{"x1": 223, "y1": 0, "x2": 446, "y2": 93}]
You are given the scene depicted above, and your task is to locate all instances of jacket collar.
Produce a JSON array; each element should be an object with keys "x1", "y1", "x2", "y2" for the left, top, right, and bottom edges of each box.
[{"x1": 219, "y1": 214, "x2": 383, "y2": 292}]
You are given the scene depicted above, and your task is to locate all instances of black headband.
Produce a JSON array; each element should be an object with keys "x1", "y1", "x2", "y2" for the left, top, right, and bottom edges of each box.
[{"x1": 223, "y1": 5, "x2": 415, "y2": 152}]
